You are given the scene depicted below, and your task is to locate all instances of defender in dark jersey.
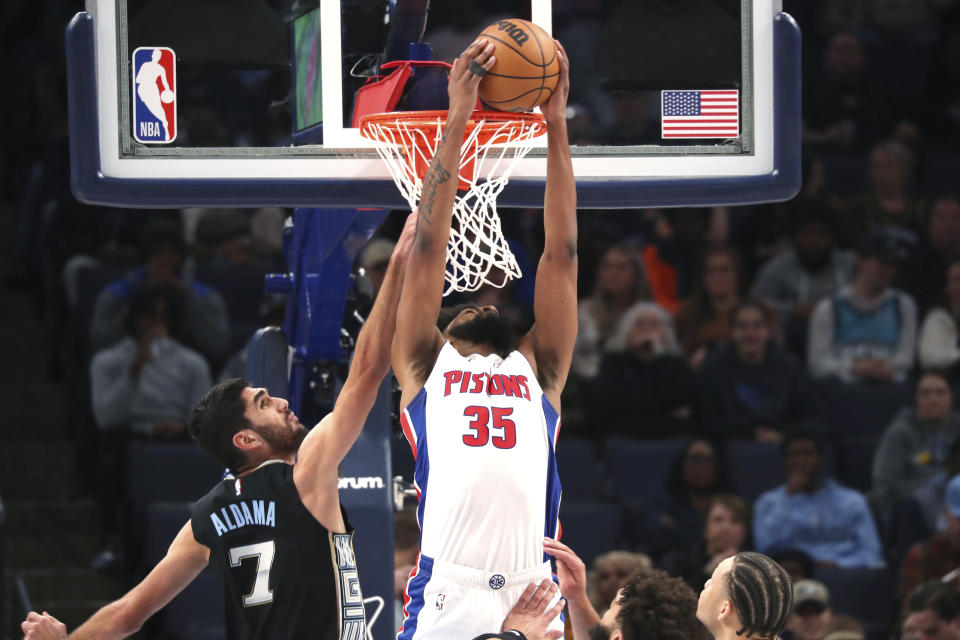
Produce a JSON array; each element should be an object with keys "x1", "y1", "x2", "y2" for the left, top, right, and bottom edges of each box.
[{"x1": 21, "y1": 213, "x2": 417, "y2": 640}]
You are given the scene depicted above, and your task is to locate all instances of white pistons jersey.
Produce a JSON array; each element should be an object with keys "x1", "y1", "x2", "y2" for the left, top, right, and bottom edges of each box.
[
  {"x1": 398, "y1": 342, "x2": 563, "y2": 640},
  {"x1": 400, "y1": 342, "x2": 562, "y2": 571}
]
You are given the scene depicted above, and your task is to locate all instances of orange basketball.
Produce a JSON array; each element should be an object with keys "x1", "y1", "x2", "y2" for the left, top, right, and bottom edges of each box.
[{"x1": 477, "y1": 19, "x2": 559, "y2": 112}]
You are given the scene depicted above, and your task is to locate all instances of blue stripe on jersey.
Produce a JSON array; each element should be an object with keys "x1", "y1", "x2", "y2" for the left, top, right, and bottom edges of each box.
[
  {"x1": 398, "y1": 554, "x2": 434, "y2": 640},
  {"x1": 406, "y1": 389, "x2": 430, "y2": 531},
  {"x1": 542, "y1": 395, "x2": 562, "y2": 560}
]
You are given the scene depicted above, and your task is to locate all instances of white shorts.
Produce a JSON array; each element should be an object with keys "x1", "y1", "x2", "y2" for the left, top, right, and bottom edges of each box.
[{"x1": 398, "y1": 555, "x2": 565, "y2": 640}]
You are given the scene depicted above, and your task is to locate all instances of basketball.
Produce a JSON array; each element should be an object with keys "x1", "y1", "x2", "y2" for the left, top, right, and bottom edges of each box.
[
  {"x1": 160, "y1": 90, "x2": 175, "y2": 104},
  {"x1": 477, "y1": 19, "x2": 559, "y2": 112}
]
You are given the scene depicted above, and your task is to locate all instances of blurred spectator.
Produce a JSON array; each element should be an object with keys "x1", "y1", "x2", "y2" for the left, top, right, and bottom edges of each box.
[
  {"x1": 903, "y1": 197, "x2": 960, "y2": 314},
  {"x1": 913, "y1": 439, "x2": 960, "y2": 537},
  {"x1": 585, "y1": 302, "x2": 697, "y2": 438},
  {"x1": 803, "y1": 28, "x2": 892, "y2": 151},
  {"x1": 750, "y1": 200, "x2": 855, "y2": 355},
  {"x1": 871, "y1": 370, "x2": 960, "y2": 516},
  {"x1": 770, "y1": 548, "x2": 817, "y2": 583},
  {"x1": 646, "y1": 439, "x2": 734, "y2": 555},
  {"x1": 89, "y1": 285, "x2": 212, "y2": 569},
  {"x1": 675, "y1": 245, "x2": 745, "y2": 369},
  {"x1": 807, "y1": 229, "x2": 917, "y2": 383},
  {"x1": 839, "y1": 141, "x2": 927, "y2": 242},
  {"x1": 753, "y1": 432, "x2": 885, "y2": 568},
  {"x1": 898, "y1": 478, "x2": 960, "y2": 611},
  {"x1": 900, "y1": 581, "x2": 960, "y2": 640},
  {"x1": 89, "y1": 220, "x2": 231, "y2": 367},
  {"x1": 785, "y1": 579, "x2": 865, "y2": 640},
  {"x1": 192, "y1": 208, "x2": 253, "y2": 267},
  {"x1": 587, "y1": 550, "x2": 653, "y2": 614},
  {"x1": 785, "y1": 580, "x2": 864, "y2": 640},
  {"x1": 660, "y1": 494, "x2": 751, "y2": 591},
  {"x1": 573, "y1": 244, "x2": 651, "y2": 379},
  {"x1": 700, "y1": 301, "x2": 817, "y2": 442},
  {"x1": 919, "y1": 260, "x2": 960, "y2": 373}
]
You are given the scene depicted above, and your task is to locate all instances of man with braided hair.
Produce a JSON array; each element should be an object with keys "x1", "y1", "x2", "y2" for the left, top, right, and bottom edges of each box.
[{"x1": 697, "y1": 551, "x2": 794, "y2": 640}]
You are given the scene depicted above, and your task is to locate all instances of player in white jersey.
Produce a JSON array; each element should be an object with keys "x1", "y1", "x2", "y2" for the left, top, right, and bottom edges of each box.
[{"x1": 392, "y1": 37, "x2": 575, "y2": 640}]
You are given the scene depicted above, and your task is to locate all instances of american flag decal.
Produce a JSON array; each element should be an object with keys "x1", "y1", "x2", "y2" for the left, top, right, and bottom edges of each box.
[{"x1": 661, "y1": 90, "x2": 739, "y2": 139}]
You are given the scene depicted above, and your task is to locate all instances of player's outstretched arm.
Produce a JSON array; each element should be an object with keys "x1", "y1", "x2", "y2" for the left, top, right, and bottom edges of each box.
[
  {"x1": 392, "y1": 39, "x2": 495, "y2": 406},
  {"x1": 293, "y1": 212, "x2": 416, "y2": 487},
  {"x1": 518, "y1": 42, "x2": 577, "y2": 409},
  {"x1": 543, "y1": 537, "x2": 599, "y2": 640},
  {"x1": 21, "y1": 522, "x2": 208, "y2": 640}
]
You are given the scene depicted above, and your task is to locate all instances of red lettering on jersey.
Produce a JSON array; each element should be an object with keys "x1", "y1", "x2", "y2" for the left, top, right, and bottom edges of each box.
[
  {"x1": 502, "y1": 375, "x2": 521, "y2": 397},
  {"x1": 488, "y1": 374, "x2": 504, "y2": 395},
  {"x1": 516, "y1": 375, "x2": 531, "y2": 400},
  {"x1": 459, "y1": 370, "x2": 471, "y2": 393},
  {"x1": 469, "y1": 373, "x2": 485, "y2": 393},
  {"x1": 443, "y1": 370, "x2": 463, "y2": 397}
]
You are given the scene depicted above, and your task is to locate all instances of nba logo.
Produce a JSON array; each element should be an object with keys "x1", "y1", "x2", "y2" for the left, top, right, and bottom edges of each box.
[
  {"x1": 132, "y1": 47, "x2": 177, "y2": 143},
  {"x1": 435, "y1": 594, "x2": 445, "y2": 610}
]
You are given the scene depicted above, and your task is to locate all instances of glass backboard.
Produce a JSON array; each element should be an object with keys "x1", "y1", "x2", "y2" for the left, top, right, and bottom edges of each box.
[{"x1": 65, "y1": 0, "x2": 800, "y2": 208}]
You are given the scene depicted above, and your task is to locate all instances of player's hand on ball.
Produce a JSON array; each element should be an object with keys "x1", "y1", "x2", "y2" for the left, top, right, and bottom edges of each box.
[
  {"x1": 543, "y1": 537, "x2": 588, "y2": 602},
  {"x1": 21, "y1": 611, "x2": 67, "y2": 639},
  {"x1": 501, "y1": 579, "x2": 565, "y2": 640},
  {"x1": 449, "y1": 39, "x2": 495, "y2": 119},
  {"x1": 540, "y1": 41, "x2": 569, "y2": 125}
]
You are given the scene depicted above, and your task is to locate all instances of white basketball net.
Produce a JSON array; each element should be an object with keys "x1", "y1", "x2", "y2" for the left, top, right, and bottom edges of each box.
[{"x1": 361, "y1": 111, "x2": 546, "y2": 296}]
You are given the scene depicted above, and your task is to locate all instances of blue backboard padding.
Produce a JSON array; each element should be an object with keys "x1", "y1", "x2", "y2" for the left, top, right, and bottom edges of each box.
[{"x1": 66, "y1": 11, "x2": 801, "y2": 209}]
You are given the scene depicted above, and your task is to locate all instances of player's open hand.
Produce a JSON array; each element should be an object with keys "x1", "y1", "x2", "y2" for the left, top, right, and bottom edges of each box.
[
  {"x1": 392, "y1": 209, "x2": 418, "y2": 263},
  {"x1": 500, "y1": 579, "x2": 565, "y2": 640},
  {"x1": 543, "y1": 537, "x2": 587, "y2": 602},
  {"x1": 540, "y1": 41, "x2": 569, "y2": 126},
  {"x1": 21, "y1": 611, "x2": 67, "y2": 640},
  {"x1": 449, "y1": 39, "x2": 495, "y2": 119}
]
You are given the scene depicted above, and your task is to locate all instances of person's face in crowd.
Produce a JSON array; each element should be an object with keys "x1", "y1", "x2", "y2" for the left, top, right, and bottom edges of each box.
[
  {"x1": 704, "y1": 253, "x2": 738, "y2": 300},
  {"x1": 856, "y1": 255, "x2": 896, "y2": 294},
  {"x1": 784, "y1": 438, "x2": 822, "y2": 485},
  {"x1": 696, "y1": 556, "x2": 735, "y2": 633},
  {"x1": 869, "y1": 146, "x2": 908, "y2": 194},
  {"x1": 240, "y1": 387, "x2": 308, "y2": 458},
  {"x1": 144, "y1": 242, "x2": 183, "y2": 284},
  {"x1": 916, "y1": 374, "x2": 953, "y2": 422},
  {"x1": 824, "y1": 31, "x2": 864, "y2": 79},
  {"x1": 684, "y1": 440, "x2": 718, "y2": 492},
  {"x1": 731, "y1": 306, "x2": 769, "y2": 363},
  {"x1": 946, "y1": 264, "x2": 960, "y2": 311},
  {"x1": 593, "y1": 558, "x2": 634, "y2": 610},
  {"x1": 627, "y1": 309, "x2": 668, "y2": 360},
  {"x1": 794, "y1": 221, "x2": 834, "y2": 271},
  {"x1": 704, "y1": 502, "x2": 747, "y2": 554},
  {"x1": 929, "y1": 199, "x2": 960, "y2": 258},
  {"x1": 598, "y1": 248, "x2": 637, "y2": 298},
  {"x1": 789, "y1": 601, "x2": 832, "y2": 640},
  {"x1": 135, "y1": 298, "x2": 170, "y2": 339},
  {"x1": 902, "y1": 608, "x2": 960, "y2": 640}
]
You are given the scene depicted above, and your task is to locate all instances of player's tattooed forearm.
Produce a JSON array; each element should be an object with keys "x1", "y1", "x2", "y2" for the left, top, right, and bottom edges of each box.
[{"x1": 418, "y1": 159, "x2": 452, "y2": 231}]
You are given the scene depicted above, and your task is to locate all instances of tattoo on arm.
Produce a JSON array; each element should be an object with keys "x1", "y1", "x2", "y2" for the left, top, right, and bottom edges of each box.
[{"x1": 417, "y1": 159, "x2": 452, "y2": 235}]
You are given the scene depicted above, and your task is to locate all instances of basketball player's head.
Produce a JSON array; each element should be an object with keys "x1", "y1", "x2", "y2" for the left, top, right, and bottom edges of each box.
[
  {"x1": 437, "y1": 302, "x2": 513, "y2": 358},
  {"x1": 589, "y1": 569, "x2": 709, "y2": 640},
  {"x1": 903, "y1": 582, "x2": 960, "y2": 640},
  {"x1": 696, "y1": 551, "x2": 793, "y2": 640},
  {"x1": 188, "y1": 378, "x2": 307, "y2": 473}
]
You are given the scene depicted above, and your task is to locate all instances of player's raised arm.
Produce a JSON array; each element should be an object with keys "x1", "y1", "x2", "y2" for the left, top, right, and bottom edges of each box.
[
  {"x1": 22, "y1": 522, "x2": 208, "y2": 640},
  {"x1": 392, "y1": 40, "x2": 495, "y2": 404},
  {"x1": 518, "y1": 42, "x2": 577, "y2": 408},
  {"x1": 293, "y1": 212, "x2": 416, "y2": 484}
]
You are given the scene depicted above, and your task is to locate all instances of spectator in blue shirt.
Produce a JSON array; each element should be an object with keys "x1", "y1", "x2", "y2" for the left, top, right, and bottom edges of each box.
[{"x1": 753, "y1": 431, "x2": 885, "y2": 568}]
